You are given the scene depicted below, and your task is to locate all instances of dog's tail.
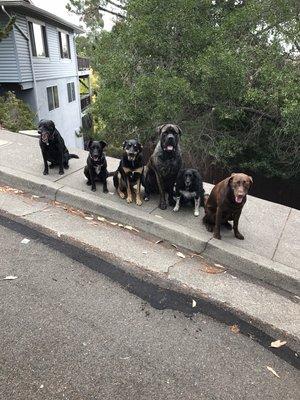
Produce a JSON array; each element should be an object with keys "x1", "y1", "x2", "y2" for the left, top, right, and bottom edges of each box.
[{"x1": 68, "y1": 154, "x2": 79, "y2": 159}]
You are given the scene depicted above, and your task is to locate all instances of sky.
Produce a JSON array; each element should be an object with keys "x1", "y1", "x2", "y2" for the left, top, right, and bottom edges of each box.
[{"x1": 32, "y1": 0, "x2": 115, "y2": 31}]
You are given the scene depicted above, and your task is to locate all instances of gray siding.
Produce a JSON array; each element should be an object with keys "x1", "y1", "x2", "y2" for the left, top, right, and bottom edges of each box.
[
  {"x1": 0, "y1": 11, "x2": 19, "y2": 82},
  {"x1": 14, "y1": 13, "x2": 33, "y2": 82},
  {"x1": 32, "y1": 21, "x2": 77, "y2": 81}
]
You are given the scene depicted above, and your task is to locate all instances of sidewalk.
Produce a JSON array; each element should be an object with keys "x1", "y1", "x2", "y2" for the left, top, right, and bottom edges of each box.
[{"x1": 0, "y1": 129, "x2": 299, "y2": 295}]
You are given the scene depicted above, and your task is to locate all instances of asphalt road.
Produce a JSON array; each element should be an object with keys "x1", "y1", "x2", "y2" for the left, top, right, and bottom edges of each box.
[{"x1": 0, "y1": 220, "x2": 299, "y2": 400}]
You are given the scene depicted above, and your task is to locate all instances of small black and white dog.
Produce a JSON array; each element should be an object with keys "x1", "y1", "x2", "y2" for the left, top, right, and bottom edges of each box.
[
  {"x1": 173, "y1": 168, "x2": 205, "y2": 216},
  {"x1": 84, "y1": 140, "x2": 108, "y2": 193}
]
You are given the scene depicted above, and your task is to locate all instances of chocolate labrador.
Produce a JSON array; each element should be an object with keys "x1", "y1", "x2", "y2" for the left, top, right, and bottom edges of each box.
[{"x1": 203, "y1": 173, "x2": 253, "y2": 240}]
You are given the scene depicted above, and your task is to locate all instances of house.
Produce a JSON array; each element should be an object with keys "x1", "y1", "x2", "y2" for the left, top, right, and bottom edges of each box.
[{"x1": 0, "y1": 0, "x2": 91, "y2": 148}]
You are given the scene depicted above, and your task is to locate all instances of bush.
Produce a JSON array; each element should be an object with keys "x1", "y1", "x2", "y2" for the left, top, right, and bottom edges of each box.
[{"x1": 0, "y1": 92, "x2": 35, "y2": 132}]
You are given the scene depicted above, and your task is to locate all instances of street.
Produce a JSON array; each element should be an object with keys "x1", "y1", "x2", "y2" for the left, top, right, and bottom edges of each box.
[{"x1": 0, "y1": 220, "x2": 299, "y2": 400}]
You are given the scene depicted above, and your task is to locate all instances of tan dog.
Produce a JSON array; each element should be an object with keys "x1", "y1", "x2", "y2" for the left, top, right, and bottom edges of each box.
[{"x1": 203, "y1": 173, "x2": 253, "y2": 240}]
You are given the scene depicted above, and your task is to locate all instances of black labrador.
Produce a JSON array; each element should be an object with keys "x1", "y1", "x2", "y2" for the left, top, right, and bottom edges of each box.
[
  {"x1": 173, "y1": 168, "x2": 205, "y2": 217},
  {"x1": 113, "y1": 139, "x2": 144, "y2": 205},
  {"x1": 84, "y1": 140, "x2": 108, "y2": 193},
  {"x1": 143, "y1": 124, "x2": 182, "y2": 209},
  {"x1": 38, "y1": 119, "x2": 79, "y2": 175}
]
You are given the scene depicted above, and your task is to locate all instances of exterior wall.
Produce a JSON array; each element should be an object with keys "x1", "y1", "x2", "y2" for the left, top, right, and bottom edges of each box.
[
  {"x1": 0, "y1": 11, "x2": 20, "y2": 82},
  {"x1": 35, "y1": 77, "x2": 83, "y2": 148},
  {"x1": 13, "y1": 13, "x2": 33, "y2": 83}
]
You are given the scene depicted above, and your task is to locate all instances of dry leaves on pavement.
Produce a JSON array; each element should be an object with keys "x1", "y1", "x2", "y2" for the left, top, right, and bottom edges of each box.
[
  {"x1": 266, "y1": 366, "x2": 280, "y2": 378},
  {"x1": 229, "y1": 324, "x2": 240, "y2": 334},
  {"x1": 270, "y1": 340, "x2": 287, "y2": 348}
]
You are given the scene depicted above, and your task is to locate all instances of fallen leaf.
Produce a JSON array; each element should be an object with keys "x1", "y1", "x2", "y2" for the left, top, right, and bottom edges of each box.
[
  {"x1": 203, "y1": 264, "x2": 225, "y2": 274},
  {"x1": 57, "y1": 232, "x2": 61, "y2": 238},
  {"x1": 118, "y1": 223, "x2": 124, "y2": 227},
  {"x1": 191, "y1": 253, "x2": 204, "y2": 259},
  {"x1": 155, "y1": 240, "x2": 163, "y2": 244},
  {"x1": 3, "y1": 276, "x2": 18, "y2": 280},
  {"x1": 142, "y1": 251, "x2": 148, "y2": 254},
  {"x1": 271, "y1": 340, "x2": 287, "y2": 348},
  {"x1": 21, "y1": 238, "x2": 30, "y2": 244},
  {"x1": 97, "y1": 216, "x2": 106, "y2": 222},
  {"x1": 171, "y1": 244, "x2": 178, "y2": 249},
  {"x1": 230, "y1": 324, "x2": 240, "y2": 334},
  {"x1": 109, "y1": 221, "x2": 118, "y2": 226},
  {"x1": 266, "y1": 366, "x2": 280, "y2": 378},
  {"x1": 192, "y1": 300, "x2": 197, "y2": 308},
  {"x1": 84, "y1": 216, "x2": 94, "y2": 221},
  {"x1": 176, "y1": 252, "x2": 186, "y2": 259},
  {"x1": 154, "y1": 214, "x2": 163, "y2": 219},
  {"x1": 125, "y1": 225, "x2": 134, "y2": 230},
  {"x1": 32, "y1": 195, "x2": 40, "y2": 198}
]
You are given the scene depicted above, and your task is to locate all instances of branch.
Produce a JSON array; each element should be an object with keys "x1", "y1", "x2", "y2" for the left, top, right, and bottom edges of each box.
[
  {"x1": 106, "y1": 0, "x2": 126, "y2": 10},
  {"x1": 99, "y1": 5, "x2": 125, "y2": 19},
  {"x1": 241, "y1": 107, "x2": 280, "y2": 122}
]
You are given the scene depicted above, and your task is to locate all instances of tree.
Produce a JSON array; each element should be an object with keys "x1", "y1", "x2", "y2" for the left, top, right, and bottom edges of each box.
[
  {"x1": 68, "y1": 0, "x2": 300, "y2": 179},
  {"x1": 0, "y1": 15, "x2": 15, "y2": 41}
]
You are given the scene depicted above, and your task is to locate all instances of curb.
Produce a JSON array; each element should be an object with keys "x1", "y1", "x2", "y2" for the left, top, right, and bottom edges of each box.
[{"x1": 0, "y1": 165, "x2": 299, "y2": 296}]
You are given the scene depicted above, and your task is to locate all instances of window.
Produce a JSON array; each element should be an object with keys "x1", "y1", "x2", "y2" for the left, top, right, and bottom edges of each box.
[
  {"x1": 58, "y1": 31, "x2": 71, "y2": 59},
  {"x1": 47, "y1": 86, "x2": 59, "y2": 111},
  {"x1": 67, "y1": 82, "x2": 76, "y2": 102},
  {"x1": 28, "y1": 21, "x2": 48, "y2": 57}
]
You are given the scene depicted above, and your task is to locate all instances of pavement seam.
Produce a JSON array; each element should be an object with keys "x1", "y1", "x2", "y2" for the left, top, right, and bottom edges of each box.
[
  {"x1": 54, "y1": 166, "x2": 85, "y2": 182},
  {"x1": 271, "y1": 207, "x2": 292, "y2": 261}
]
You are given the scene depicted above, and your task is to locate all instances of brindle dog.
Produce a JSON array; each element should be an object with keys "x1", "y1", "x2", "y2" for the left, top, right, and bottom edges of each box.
[
  {"x1": 113, "y1": 139, "x2": 144, "y2": 206},
  {"x1": 143, "y1": 124, "x2": 182, "y2": 210},
  {"x1": 203, "y1": 173, "x2": 253, "y2": 240}
]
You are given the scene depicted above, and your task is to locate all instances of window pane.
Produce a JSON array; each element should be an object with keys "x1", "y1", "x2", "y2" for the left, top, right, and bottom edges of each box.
[
  {"x1": 28, "y1": 22, "x2": 37, "y2": 56},
  {"x1": 53, "y1": 86, "x2": 59, "y2": 108},
  {"x1": 67, "y1": 83, "x2": 71, "y2": 102},
  {"x1": 32, "y1": 23, "x2": 45, "y2": 57},
  {"x1": 47, "y1": 87, "x2": 54, "y2": 111},
  {"x1": 71, "y1": 82, "x2": 75, "y2": 101},
  {"x1": 60, "y1": 32, "x2": 70, "y2": 58}
]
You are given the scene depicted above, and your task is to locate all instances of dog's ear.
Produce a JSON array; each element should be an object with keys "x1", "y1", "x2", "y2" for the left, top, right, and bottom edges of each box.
[
  {"x1": 175, "y1": 125, "x2": 182, "y2": 136},
  {"x1": 156, "y1": 124, "x2": 166, "y2": 135},
  {"x1": 49, "y1": 120, "x2": 55, "y2": 132},
  {"x1": 136, "y1": 140, "x2": 143, "y2": 152},
  {"x1": 99, "y1": 140, "x2": 107, "y2": 149},
  {"x1": 228, "y1": 173, "x2": 235, "y2": 185},
  {"x1": 248, "y1": 175, "x2": 253, "y2": 188},
  {"x1": 87, "y1": 139, "x2": 93, "y2": 149},
  {"x1": 122, "y1": 140, "x2": 128, "y2": 149}
]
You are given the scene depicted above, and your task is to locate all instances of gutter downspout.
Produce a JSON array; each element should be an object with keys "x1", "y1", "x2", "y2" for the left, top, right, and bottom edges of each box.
[{"x1": 2, "y1": 6, "x2": 39, "y2": 121}]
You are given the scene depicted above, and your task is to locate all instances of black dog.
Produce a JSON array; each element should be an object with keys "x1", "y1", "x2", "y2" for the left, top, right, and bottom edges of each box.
[
  {"x1": 113, "y1": 139, "x2": 144, "y2": 205},
  {"x1": 38, "y1": 119, "x2": 79, "y2": 175},
  {"x1": 143, "y1": 124, "x2": 182, "y2": 209},
  {"x1": 84, "y1": 140, "x2": 108, "y2": 193},
  {"x1": 173, "y1": 169, "x2": 205, "y2": 217}
]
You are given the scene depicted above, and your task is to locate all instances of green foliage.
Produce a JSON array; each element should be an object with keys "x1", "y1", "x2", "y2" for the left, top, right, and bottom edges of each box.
[
  {"x1": 0, "y1": 92, "x2": 36, "y2": 132},
  {"x1": 0, "y1": 15, "x2": 15, "y2": 41},
  {"x1": 69, "y1": 0, "x2": 300, "y2": 179}
]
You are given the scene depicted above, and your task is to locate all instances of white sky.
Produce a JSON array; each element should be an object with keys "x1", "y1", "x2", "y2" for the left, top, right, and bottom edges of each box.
[{"x1": 32, "y1": 0, "x2": 115, "y2": 31}]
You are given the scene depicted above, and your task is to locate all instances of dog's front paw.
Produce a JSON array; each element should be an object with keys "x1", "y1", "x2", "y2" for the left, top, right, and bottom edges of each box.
[
  {"x1": 59, "y1": 170, "x2": 64, "y2": 175},
  {"x1": 159, "y1": 202, "x2": 167, "y2": 210},
  {"x1": 194, "y1": 210, "x2": 199, "y2": 217},
  {"x1": 213, "y1": 232, "x2": 221, "y2": 240},
  {"x1": 136, "y1": 198, "x2": 142, "y2": 206},
  {"x1": 173, "y1": 206, "x2": 179, "y2": 212},
  {"x1": 49, "y1": 163, "x2": 55, "y2": 169},
  {"x1": 235, "y1": 232, "x2": 244, "y2": 240},
  {"x1": 64, "y1": 165, "x2": 69, "y2": 169},
  {"x1": 127, "y1": 196, "x2": 133, "y2": 204},
  {"x1": 91, "y1": 187, "x2": 96, "y2": 192},
  {"x1": 103, "y1": 187, "x2": 109, "y2": 194},
  {"x1": 144, "y1": 196, "x2": 150, "y2": 202},
  {"x1": 86, "y1": 181, "x2": 91, "y2": 186},
  {"x1": 43, "y1": 170, "x2": 49, "y2": 175}
]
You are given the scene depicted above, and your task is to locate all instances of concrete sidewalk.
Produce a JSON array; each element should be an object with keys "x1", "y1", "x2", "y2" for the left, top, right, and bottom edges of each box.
[{"x1": 0, "y1": 129, "x2": 299, "y2": 295}]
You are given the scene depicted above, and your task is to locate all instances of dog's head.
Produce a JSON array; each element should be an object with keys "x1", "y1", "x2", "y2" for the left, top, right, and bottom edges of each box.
[
  {"x1": 87, "y1": 140, "x2": 107, "y2": 162},
  {"x1": 38, "y1": 119, "x2": 56, "y2": 145},
  {"x1": 157, "y1": 124, "x2": 182, "y2": 153},
  {"x1": 182, "y1": 169, "x2": 199, "y2": 190},
  {"x1": 229, "y1": 173, "x2": 253, "y2": 204},
  {"x1": 123, "y1": 139, "x2": 143, "y2": 161}
]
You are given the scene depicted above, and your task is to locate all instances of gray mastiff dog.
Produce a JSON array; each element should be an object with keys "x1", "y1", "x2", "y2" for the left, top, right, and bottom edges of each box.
[{"x1": 143, "y1": 124, "x2": 182, "y2": 210}]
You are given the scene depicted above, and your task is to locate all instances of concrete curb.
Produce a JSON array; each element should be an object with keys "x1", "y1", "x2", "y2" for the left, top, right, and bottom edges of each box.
[{"x1": 0, "y1": 165, "x2": 299, "y2": 296}]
